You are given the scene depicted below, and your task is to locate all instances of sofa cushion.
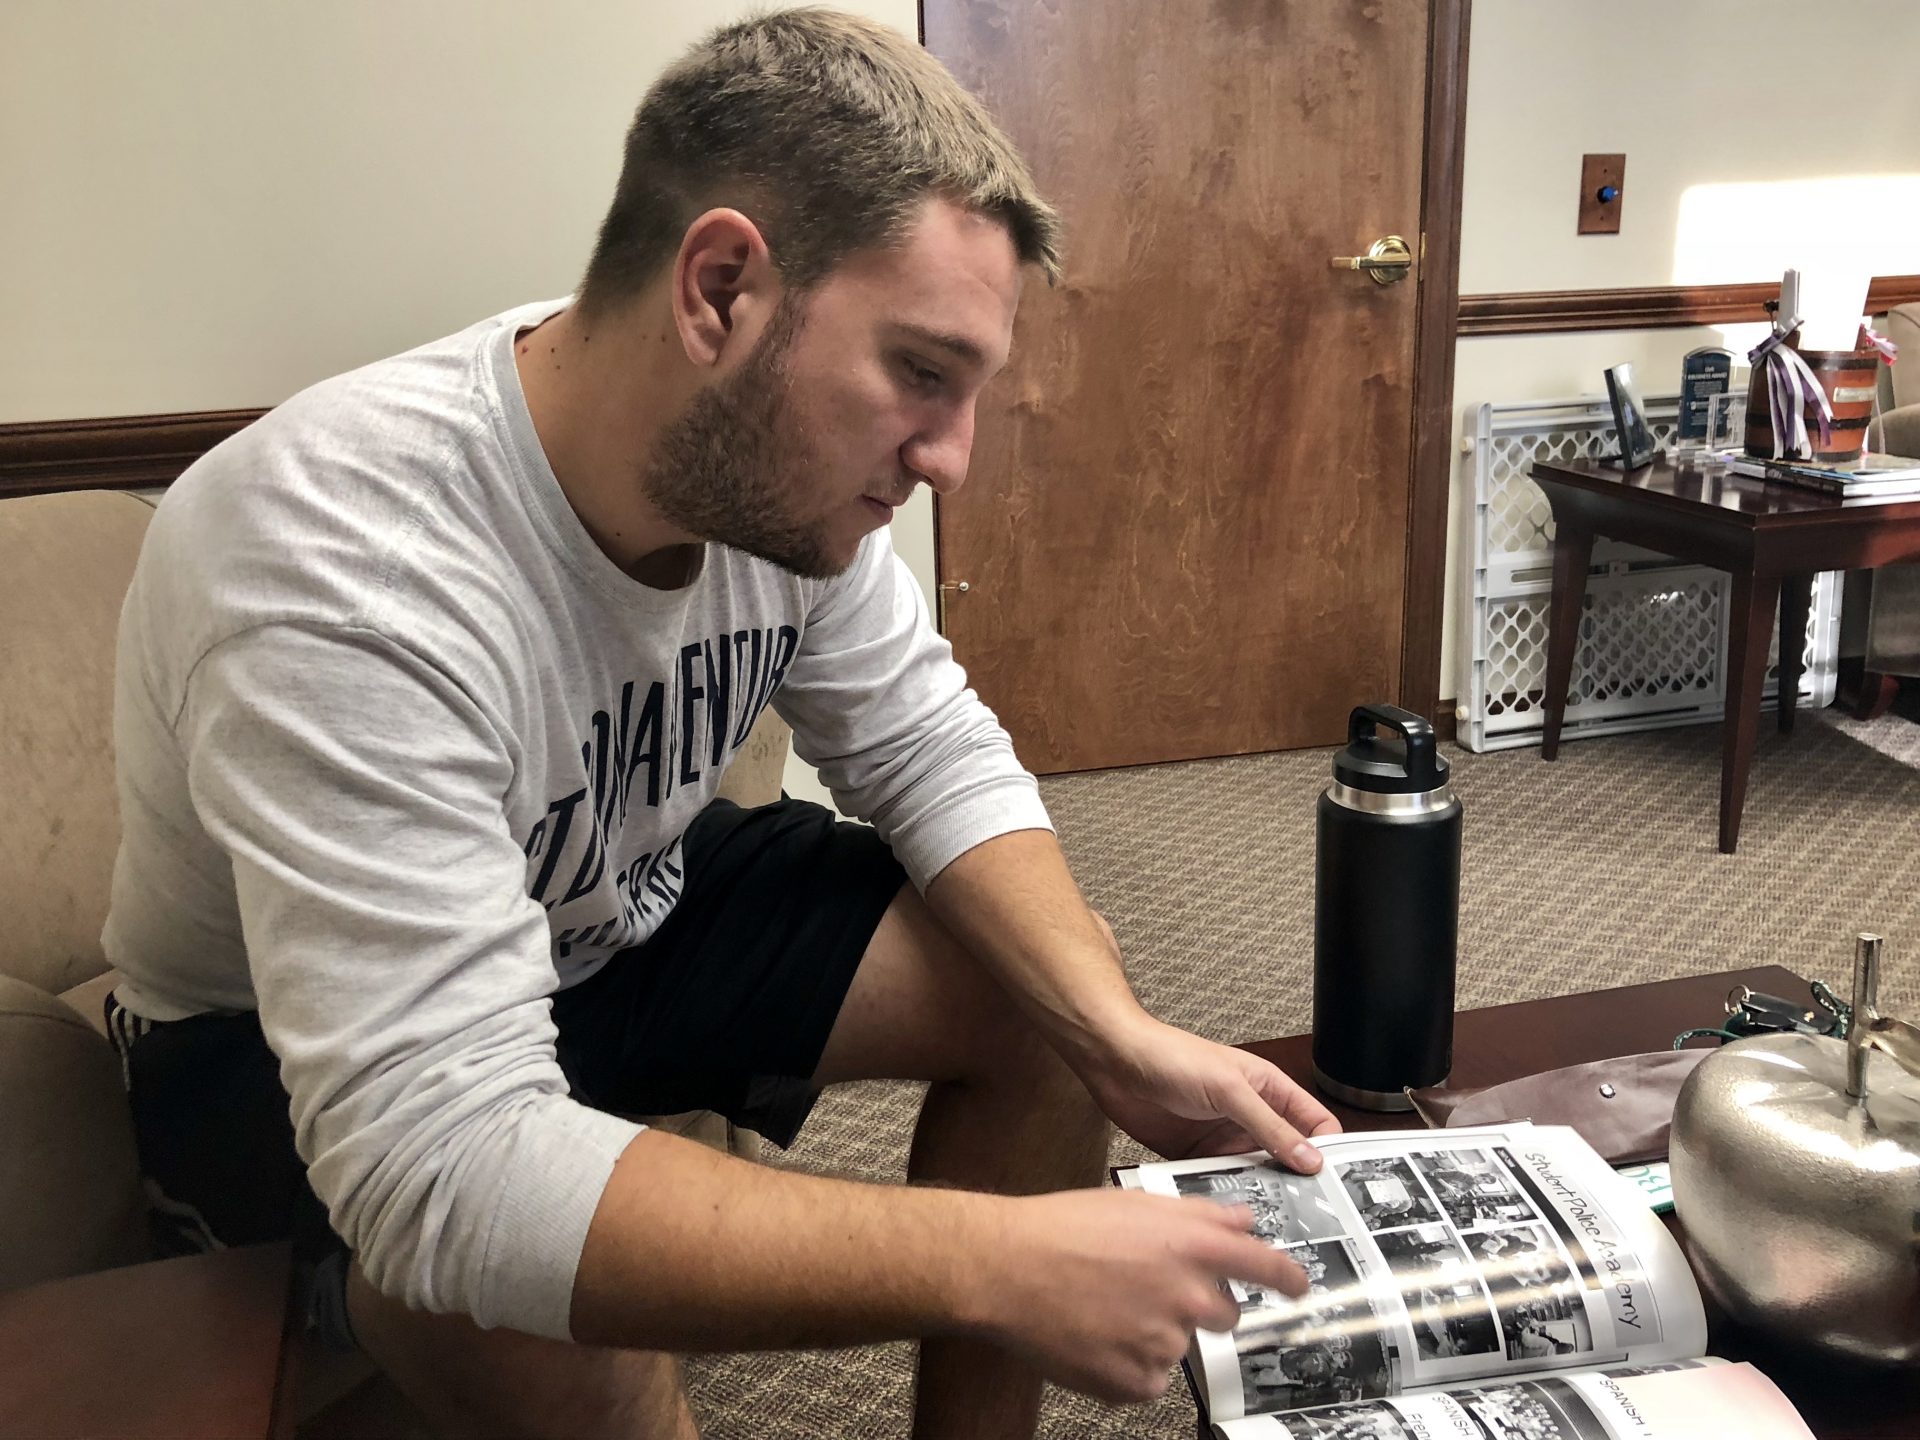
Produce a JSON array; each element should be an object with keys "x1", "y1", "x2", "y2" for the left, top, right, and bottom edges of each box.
[
  {"x1": 0, "y1": 490, "x2": 155, "y2": 996},
  {"x1": 60, "y1": 968, "x2": 118, "y2": 1041},
  {"x1": 0, "y1": 973, "x2": 150, "y2": 1293},
  {"x1": 641, "y1": 1106, "x2": 763, "y2": 1164}
]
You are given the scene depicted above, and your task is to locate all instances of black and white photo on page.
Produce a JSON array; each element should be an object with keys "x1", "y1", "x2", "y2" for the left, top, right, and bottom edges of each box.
[
  {"x1": 1231, "y1": 1239, "x2": 1399, "y2": 1418},
  {"x1": 1470, "y1": 1224, "x2": 1597, "y2": 1364},
  {"x1": 1404, "y1": 1147, "x2": 1541, "y2": 1231},
  {"x1": 1173, "y1": 1162, "x2": 1349, "y2": 1247},
  {"x1": 1448, "y1": 1375, "x2": 1616, "y2": 1440},
  {"x1": 1251, "y1": 1399, "x2": 1419, "y2": 1439},
  {"x1": 1332, "y1": 1156, "x2": 1444, "y2": 1233},
  {"x1": 1369, "y1": 1223, "x2": 1502, "y2": 1362}
]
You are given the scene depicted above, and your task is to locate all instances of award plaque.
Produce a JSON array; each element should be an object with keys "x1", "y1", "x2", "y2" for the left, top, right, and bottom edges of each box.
[{"x1": 1677, "y1": 346, "x2": 1735, "y2": 448}]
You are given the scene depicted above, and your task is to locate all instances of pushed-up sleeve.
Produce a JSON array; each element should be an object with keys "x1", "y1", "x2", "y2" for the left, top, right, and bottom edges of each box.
[
  {"x1": 770, "y1": 531, "x2": 1053, "y2": 890},
  {"x1": 179, "y1": 621, "x2": 639, "y2": 1340}
]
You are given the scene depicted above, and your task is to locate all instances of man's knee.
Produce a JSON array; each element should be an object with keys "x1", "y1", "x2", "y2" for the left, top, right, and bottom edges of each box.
[
  {"x1": 948, "y1": 912, "x2": 1120, "y2": 1083},
  {"x1": 821, "y1": 887, "x2": 1117, "y2": 1105},
  {"x1": 946, "y1": 966, "x2": 1096, "y2": 1123}
]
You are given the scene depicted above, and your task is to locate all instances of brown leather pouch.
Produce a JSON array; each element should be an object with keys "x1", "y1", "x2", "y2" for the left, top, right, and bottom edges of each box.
[{"x1": 1404, "y1": 1049, "x2": 1708, "y2": 1165}]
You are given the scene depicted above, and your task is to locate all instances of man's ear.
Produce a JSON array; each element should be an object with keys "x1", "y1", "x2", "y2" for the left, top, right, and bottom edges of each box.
[{"x1": 671, "y1": 209, "x2": 779, "y2": 368}]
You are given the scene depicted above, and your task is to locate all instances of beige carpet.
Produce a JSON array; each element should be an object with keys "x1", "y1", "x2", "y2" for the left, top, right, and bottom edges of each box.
[{"x1": 685, "y1": 707, "x2": 1920, "y2": 1438}]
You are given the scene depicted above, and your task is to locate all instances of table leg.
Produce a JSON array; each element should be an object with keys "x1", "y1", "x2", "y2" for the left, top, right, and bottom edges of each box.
[
  {"x1": 1776, "y1": 574, "x2": 1813, "y2": 735},
  {"x1": 1721, "y1": 571, "x2": 1781, "y2": 853},
  {"x1": 1540, "y1": 518, "x2": 1594, "y2": 762}
]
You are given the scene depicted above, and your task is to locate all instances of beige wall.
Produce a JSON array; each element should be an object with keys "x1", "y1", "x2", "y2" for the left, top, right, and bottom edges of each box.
[{"x1": 1443, "y1": 0, "x2": 1920, "y2": 710}]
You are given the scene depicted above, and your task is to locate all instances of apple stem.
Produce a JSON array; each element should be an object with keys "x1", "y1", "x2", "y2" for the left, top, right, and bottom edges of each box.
[{"x1": 1847, "y1": 933, "x2": 1882, "y2": 1102}]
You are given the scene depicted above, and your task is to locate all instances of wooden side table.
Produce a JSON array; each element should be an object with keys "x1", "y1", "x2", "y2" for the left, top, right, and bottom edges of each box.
[
  {"x1": 0, "y1": 1241, "x2": 299, "y2": 1439},
  {"x1": 1242, "y1": 966, "x2": 1920, "y2": 1440},
  {"x1": 1527, "y1": 455, "x2": 1920, "y2": 852}
]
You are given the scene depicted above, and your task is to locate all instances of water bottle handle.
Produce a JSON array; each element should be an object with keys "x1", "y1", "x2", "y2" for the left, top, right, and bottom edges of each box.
[{"x1": 1348, "y1": 704, "x2": 1441, "y2": 788}]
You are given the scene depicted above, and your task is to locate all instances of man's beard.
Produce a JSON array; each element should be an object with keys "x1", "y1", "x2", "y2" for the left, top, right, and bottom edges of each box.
[{"x1": 639, "y1": 298, "x2": 847, "y2": 580}]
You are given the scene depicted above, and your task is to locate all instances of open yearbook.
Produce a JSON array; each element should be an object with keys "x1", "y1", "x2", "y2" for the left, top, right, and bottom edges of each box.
[{"x1": 1114, "y1": 1123, "x2": 1816, "y2": 1439}]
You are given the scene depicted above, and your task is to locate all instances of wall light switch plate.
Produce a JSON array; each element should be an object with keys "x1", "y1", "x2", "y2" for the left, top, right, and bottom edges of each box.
[{"x1": 1578, "y1": 153, "x2": 1625, "y2": 235}]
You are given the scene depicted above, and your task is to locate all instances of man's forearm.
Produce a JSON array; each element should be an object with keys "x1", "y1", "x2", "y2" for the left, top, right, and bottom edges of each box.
[
  {"x1": 921, "y1": 827, "x2": 1147, "y2": 1065},
  {"x1": 570, "y1": 1127, "x2": 1001, "y2": 1351},
  {"x1": 569, "y1": 1125, "x2": 1313, "y2": 1404}
]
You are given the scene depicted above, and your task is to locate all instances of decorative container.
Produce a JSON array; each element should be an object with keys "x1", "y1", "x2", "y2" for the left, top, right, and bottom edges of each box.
[{"x1": 1670, "y1": 934, "x2": 1920, "y2": 1364}]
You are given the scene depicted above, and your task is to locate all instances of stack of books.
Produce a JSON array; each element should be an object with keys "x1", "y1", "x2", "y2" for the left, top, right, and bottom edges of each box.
[{"x1": 1726, "y1": 451, "x2": 1920, "y2": 500}]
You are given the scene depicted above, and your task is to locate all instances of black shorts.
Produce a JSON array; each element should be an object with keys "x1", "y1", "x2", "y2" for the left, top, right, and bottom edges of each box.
[{"x1": 110, "y1": 796, "x2": 906, "y2": 1272}]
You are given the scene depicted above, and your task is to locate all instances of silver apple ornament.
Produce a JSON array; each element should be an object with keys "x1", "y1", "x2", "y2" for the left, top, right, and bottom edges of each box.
[{"x1": 1670, "y1": 933, "x2": 1920, "y2": 1364}]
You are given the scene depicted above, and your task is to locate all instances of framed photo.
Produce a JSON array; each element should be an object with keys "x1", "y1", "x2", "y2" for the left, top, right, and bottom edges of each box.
[{"x1": 1604, "y1": 362, "x2": 1661, "y2": 470}]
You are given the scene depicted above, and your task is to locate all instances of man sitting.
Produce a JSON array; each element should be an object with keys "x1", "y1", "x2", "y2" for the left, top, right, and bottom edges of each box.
[{"x1": 101, "y1": 9, "x2": 1337, "y2": 1438}]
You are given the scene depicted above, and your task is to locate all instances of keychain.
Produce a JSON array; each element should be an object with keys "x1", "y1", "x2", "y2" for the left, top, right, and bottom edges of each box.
[{"x1": 1672, "y1": 980, "x2": 1850, "y2": 1049}]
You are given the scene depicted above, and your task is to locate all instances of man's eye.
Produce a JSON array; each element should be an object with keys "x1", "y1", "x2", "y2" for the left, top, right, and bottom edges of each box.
[{"x1": 900, "y1": 357, "x2": 943, "y2": 390}]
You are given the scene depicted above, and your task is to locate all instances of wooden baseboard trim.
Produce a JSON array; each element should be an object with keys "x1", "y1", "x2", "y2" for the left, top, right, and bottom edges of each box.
[
  {"x1": 0, "y1": 408, "x2": 268, "y2": 499},
  {"x1": 1458, "y1": 274, "x2": 1920, "y2": 337}
]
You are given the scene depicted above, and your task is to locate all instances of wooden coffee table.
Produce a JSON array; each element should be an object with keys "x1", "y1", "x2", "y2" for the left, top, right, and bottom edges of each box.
[{"x1": 1243, "y1": 966, "x2": 1919, "y2": 1439}]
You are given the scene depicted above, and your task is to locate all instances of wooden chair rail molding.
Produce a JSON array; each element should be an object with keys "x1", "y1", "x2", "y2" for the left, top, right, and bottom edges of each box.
[
  {"x1": 0, "y1": 409, "x2": 268, "y2": 499},
  {"x1": 10, "y1": 272, "x2": 1918, "y2": 497},
  {"x1": 1458, "y1": 274, "x2": 1920, "y2": 336}
]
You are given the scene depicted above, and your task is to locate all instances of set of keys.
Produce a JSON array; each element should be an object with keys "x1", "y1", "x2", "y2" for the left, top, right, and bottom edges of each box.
[{"x1": 1672, "y1": 980, "x2": 1850, "y2": 1049}]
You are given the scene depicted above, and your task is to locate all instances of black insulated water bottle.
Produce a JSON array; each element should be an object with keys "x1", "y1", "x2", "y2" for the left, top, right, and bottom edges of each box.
[{"x1": 1311, "y1": 703, "x2": 1461, "y2": 1111}]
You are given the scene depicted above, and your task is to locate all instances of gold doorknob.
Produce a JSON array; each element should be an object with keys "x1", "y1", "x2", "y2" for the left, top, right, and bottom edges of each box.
[{"x1": 1330, "y1": 234, "x2": 1414, "y2": 285}]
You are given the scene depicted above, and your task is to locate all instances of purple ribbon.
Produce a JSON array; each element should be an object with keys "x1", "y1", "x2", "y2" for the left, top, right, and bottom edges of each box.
[{"x1": 1748, "y1": 317, "x2": 1833, "y2": 460}]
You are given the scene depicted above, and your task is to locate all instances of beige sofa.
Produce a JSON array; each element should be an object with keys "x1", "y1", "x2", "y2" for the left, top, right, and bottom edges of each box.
[
  {"x1": 1869, "y1": 302, "x2": 1920, "y2": 456},
  {"x1": 0, "y1": 487, "x2": 787, "y2": 1429},
  {"x1": 1860, "y1": 302, "x2": 1920, "y2": 679}
]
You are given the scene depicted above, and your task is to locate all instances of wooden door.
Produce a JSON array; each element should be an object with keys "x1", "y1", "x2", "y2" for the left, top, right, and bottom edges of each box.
[{"x1": 926, "y1": 0, "x2": 1438, "y2": 773}]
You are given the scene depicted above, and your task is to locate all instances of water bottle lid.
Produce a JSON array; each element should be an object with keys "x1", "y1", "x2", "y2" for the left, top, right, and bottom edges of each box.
[{"x1": 1331, "y1": 704, "x2": 1449, "y2": 795}]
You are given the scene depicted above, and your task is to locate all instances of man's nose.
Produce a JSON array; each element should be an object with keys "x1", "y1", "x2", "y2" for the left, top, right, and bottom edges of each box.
[{"x1": 904, "y1": 404, "x2": 975, "y2": 496}]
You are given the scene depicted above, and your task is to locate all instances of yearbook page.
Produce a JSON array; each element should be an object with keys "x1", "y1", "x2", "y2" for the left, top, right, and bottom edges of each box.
[
  {"x1": 1114, "y1": 1124, "x2": 1705, "y2": 1424},
  {"x1": 1210, "y1": 1358, "x2": 1816, "y2": 1440}
]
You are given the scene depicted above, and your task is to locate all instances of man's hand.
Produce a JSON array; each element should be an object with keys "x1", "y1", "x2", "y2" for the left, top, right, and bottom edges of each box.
[
  {"x1": 978, "y1": 1189, "x2": 1309, "y2": 1404},
  {"x1": 1076, "y1": 1014, "x2": 1342, "y2": 1172}
]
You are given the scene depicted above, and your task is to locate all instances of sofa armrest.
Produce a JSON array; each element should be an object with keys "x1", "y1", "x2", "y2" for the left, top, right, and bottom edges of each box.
[
  {"x1": 640, "y1": 1109, "x2": 763, "y2": 1164},
  {"x1": 1868, "y1": 403, "x2": 1920, "y2": 458},
  {"x1": 0, "y1": 974, "x2": 150, "y2": 1294},
  {"x1": 714, "y1": 710, "x2": 793, "y2": 810},
  {"x1": 0, "y1": 491, "x2": 155, "y2": 998}
]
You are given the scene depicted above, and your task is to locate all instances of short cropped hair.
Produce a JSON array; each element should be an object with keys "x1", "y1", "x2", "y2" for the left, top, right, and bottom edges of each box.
[{"x1": 576, "y1": 7, "x2": 1062, "y2": 316}]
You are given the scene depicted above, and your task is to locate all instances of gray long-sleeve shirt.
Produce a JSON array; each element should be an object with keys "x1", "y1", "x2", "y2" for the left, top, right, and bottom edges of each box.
[{"x1": 103, "y1": 298, "x2": 1051, "y2": 1340}]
